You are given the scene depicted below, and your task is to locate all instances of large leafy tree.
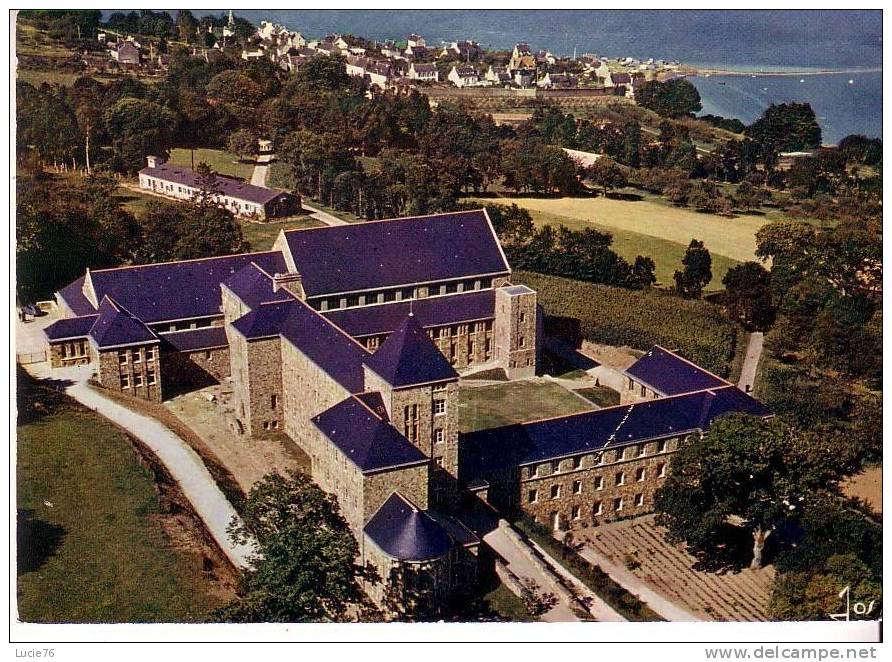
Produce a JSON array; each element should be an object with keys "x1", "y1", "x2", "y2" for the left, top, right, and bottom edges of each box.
[
  {"x1": 216, "y1": 472, "x2": 370, "y2": 622},
  {"x1": 745, "y1": 102, "x2": 821, "y2": 154},
  {"x1": 634, "y1": 79, "x2": 702, "y2": 118},
  {"x1": 586, "y1": 158, "x2": 627, "y2": 196},
  {"x1": 654, "y1": 414, "x2": 863, "y2": 570},
  {"x1": 104, "y1": 97, "x2": 176, "y2": 172},
  {"x1": 673, "y1": 239, "x2": 712, "y2": 298},
  {"x1": 722, "y1": 261, "x2": 775, "y2": 330}
]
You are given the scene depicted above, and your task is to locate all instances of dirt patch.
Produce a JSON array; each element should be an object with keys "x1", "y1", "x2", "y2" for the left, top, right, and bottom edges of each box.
[
  {"x1": 580, "y1": 342, "x2": 642, "y2": 371},
  {"x1": 842, "y1": 466, "x2": 882, "y2": 514}
]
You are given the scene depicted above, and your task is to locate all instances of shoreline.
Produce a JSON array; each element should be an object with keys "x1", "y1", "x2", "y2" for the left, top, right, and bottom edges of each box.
[{"x1": 683, "y1": 66, "x2": 882, "y2": 78}]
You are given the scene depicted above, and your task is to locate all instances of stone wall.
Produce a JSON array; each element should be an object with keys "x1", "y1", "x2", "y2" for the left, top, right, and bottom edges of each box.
[
  {"x1": 363, "y1": 465, "x2": 429, "y2": 524},
  {"x1": 518, "y1": 437, "x2": 683, "y2": 531},
  {"x1": 48, "y1": 339, "x2": 91, "y2": 368},
  {"x1": 493, "y1": 287, "x2": 538, "y2": 379},
  {"x1": 229, "y1": 334, "x2": 282, "y2": 435},
  {"x1": 95, "y1": 342, "x2": 162, "y2": 402},
  {"x1": 161, "y1": 346, "x2": 230, "y2": 389}
]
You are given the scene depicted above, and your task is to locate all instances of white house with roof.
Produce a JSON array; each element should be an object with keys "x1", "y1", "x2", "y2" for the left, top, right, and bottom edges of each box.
[
  {"x1": 448, "y1": 65, "x2": 483, "y2": 88},
  {"x1": 407, "y1": 62, "x2": 438, "y2": 82}
]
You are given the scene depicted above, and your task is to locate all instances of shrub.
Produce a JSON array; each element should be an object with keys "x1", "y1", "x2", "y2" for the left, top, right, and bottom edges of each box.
[{"x1": 515, "y1": 270, "x2": 740, "y2": 376}]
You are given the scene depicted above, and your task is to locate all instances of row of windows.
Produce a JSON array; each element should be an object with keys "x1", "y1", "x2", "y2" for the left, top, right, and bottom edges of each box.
[
  {"x1": 60, "y1": 340, "x2": 88, "y2": 359},
  {"x1": 526, "y1": 440, "x2": 675, "y2": 479},
  {"x1": 312, "y1": 278, "x2": 497, "y2": 312},
  {"x1": 121, "y1": 371, "x2": 157, "y2": 388},
  {"x1": 527, "y1": 465, "x2": 666, "y2": 503},
  {"x1": 118, "y1": 348, "x2": 159, "y2": 365},
  {"x1": 145, "y1": 179, "x2": 262, "y2": 215}
]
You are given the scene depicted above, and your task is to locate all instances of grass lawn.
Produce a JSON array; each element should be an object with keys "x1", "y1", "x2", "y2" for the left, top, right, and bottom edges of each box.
[
  {"x1": 116, "y1": 186, "x2": 168, "y2": 217},
  {"x1": 459, "y1": 380, "x2": 593, "y2": 433},
  {"x1": 482, "y1": 582, "x2": 535, "y2": 622},
  {"x1": 168, "y1": 148, "x2": 255, "y2": 181},
  {"x1": 469, "y1": 194, "x2": 775, "y2": 287},
  {"x1": 574, "y1": 385, "x2": 621, "y2": 408},
  {"x1": 241, "y1": 217, "x2": 325, "y2": 251},
  {"x1": 16, "y1": 374, "x2": 231, "y2": 622}
]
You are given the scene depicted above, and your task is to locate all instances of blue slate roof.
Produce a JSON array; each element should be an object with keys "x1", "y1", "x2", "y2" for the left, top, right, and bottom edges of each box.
[
  {"x1": 57, "y1": 276, "x2": 96, "y2": 316},
  {"x1": 625, "y1": 345, "x2": 729, "y2": 396},
  {"x1": 43, "y1": 315, "x2": 99, "y2": 341},
  {"x1": 72, "y1": 251, "x2": 287, "y2": 324},
  {"x1": 312, "y1": 396, "x2": 429, "y2": 474},
  {"x1": 139, "y1": 162, "x2": 288, "y2": 205},
  {"x1": 89, "y1": 297, "x2": 159, "y2": 348},
  {"x1": 363, "y1": 492, "x2": 453, "y2": 561},
  {"x1": 459, "y1": 386, "x2": 771, "y2": 478},
  {"x1": 222, "y1": 262, "x2": 295, "y2": 310},
  {"x1": 282, "y1": 210, "x2": 510, "y2": 297},
  {"x1": 322, "y1": 290, "x2": 495, "y2": 338},
  {"x1": 231, "y1": 300, "x2": 370, "y2": 393},
  {"x1": 160, "y1": 326, "x2": 228, "y2": 352},
  {"x1": 364, "y1": 314, "x2": 458, "y2": 387}
]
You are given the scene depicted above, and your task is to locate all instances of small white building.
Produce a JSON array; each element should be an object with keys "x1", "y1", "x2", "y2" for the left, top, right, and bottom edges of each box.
[
  {"x1": 407, "y1": 62, "x2": 439, "y2": 82},
  {"x1": 448, "y1": 65, "x2": 482, "y2": 88}
]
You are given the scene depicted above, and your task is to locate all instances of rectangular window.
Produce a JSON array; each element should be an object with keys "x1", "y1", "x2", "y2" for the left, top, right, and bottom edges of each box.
[
  {"x1": 573, "y1": 480, "x2": 582, "y2": 495},
  {"x1": 594, "y1": 475, "x2": 603, "y2": 490},
  {"x1": 205, "y1": 350, "x2": 212, "y2": 360},
  {"x1": 320, "y1": 300, "x2": 329, "y2": 312},
  {"x1": 519, "y1": 336, "x2": 526, "y2": 348},
  {"x1": 635, "y1": 493, "x2": 644, "y2": 507},
  {"x1": 434, "y1": 457, "x2": 444, "y2": 468},
  {"x1": 530, "y1": 465, "x2": 539, "y2": 478},
  {"x1": 571, "y1": 505, "x2": 581, "y2": 520},
  {"x1": 658, "y1": 440, "x2": 668, "y2": 453},
  {"x1": 433, "y1": 399, "x2": 446, "y2": 415},
  {"x1": 614, "y1": 497, "x2": 624, "y2": 511},
  {"x1": 121, "y1": 374, "x2": 130, "y2": 389},
  {"x1": 593, "y1": 501, "x2": 603, "y2": 516},
  {"x1": 133, "y1": 373, "x2": 144, "y2": 387},
  {"x1": 434, "y1": 429, "x2": 445, "y2": 444},
  {"x1": 119, "y1": 351, "x2": 128, "y2": 365},
  {"x1": 520, "y1": 312, "x2": 526, "y2": 323},
  {"x1": 615, "y1": 472, "x2": 625, "y2": 486},
  {"x1": 528, "y1": 489, "x2": 538, "y2": 504},
  {"x1": 572, "y1": 456, "x2": 582, "y2": 469},
  {"x1": 657, "y1": 463, "x2": 667, "y2": 478},
  {"x1": 271, "y1": 394, "x2": 279, "y2": 409},
  {"x1": 550, "y1": 485, "x2": 561, "y2": 499},
  {"x1": 640, "y1": 385, "x2": 646, "y2": 397},
  {"x1": 147, "y1": 372, "x2": 156, "y2": 386},
  {"x1": 636, "y1": 467, "x2": 646, "y2": 482}
]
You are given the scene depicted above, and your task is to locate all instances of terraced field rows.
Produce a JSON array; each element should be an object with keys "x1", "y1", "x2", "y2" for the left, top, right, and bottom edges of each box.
[{"x1": 583, "y1": 515, "x2": 774, "y2": 621}]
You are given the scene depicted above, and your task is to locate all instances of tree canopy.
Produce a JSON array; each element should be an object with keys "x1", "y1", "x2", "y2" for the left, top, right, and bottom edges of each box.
[{"x1": 634, "y1": 79, "x2": 702, "y2": 118}]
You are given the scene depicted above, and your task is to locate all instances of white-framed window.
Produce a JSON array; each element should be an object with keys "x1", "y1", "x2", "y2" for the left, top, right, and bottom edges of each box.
[
  {"x1": 433, "y1": 383, "x2": 448, "y2": 392},
  {"x1": 530, "y1": 465, "x2": 540, "y2": 478},
  {"x1": 594, "y1": 475, "x2": 603, "y2": 491},
  {"x1": 593, "y1": 501, "x2": 603, "y2": 516},
  {"x1": 573, "y1": 480, "x2": 582, "y2": 494},
  {"x1": 147, "y1": 372, "x2": 156, "y2": 386},
  {"x1": 572, "y1": 456, "x2": 582, "y2": 469},
  {"x1": 615, "y1": 472, "x2": 625, "y2": 486},
  {"x1": 134, "y1": 373, "x2": 143, "y2": 387},
  {"x1": 614, "y1": 497, "x2": 624, "y2": 511},
  {"x1": 434, "y1": 429, "x2": 445, "y2": 444},
  {"x1": 635, "y1": 493, "x2": 644, "y2": 507},
  {"x1": 658, "y1": 439, "x2": 668, "y2": 453},
  {"x1": 121, "y1": 374, "x2": 130, "y2": 389},
  {"x1": 657, "y1": 463, "x2": 667, "y2": 478},
  {"x1": 571, "y1": 505, "x2": 581, "y2": 520},
  {"x1": 119, "y1": 351, "x2": 128, "y2": 365},
  {"x1": 550, "y1": 485, "x2": 561, "y2": 499},
  {"x1": 433, "y1": 399, "x2": 446, "y2": 415},
  {"x1": 434, "y1": 457, "x2": 444, "y2": 468},
  {"x1": 636, "y1": 467, "x2": 646, "y2": 482},
  {"x1": 528, "y1": 489, "x2": 538, "y2": 504}
]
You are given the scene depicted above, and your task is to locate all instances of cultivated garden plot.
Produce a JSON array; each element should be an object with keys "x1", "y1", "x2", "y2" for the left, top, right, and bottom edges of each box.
[{"x1": 582, "y1": 515, "x2": 775, "y2": 621}]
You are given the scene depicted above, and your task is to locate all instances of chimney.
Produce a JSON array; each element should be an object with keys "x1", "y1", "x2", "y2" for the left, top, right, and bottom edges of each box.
[
  {"x1": 272, "y1": 271, "x2": 305, "y2": 299},
  {"x1": 146, "y1": 155, "x2": 166, "y2": 168}
]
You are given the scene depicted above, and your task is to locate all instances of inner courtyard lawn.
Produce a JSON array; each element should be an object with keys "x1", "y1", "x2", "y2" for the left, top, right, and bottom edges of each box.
[
  {"x1": 16, "y1": 378, "x2": 230, "y2": 623},
  {"x1": 240, "y1": 216, "x2": 325, "y2": 251},
  {"x1": 168, "y1": 148, "x2": 256, "y2": 181},
  {"x1": 459, "y1": 380, "x2": 593, "y2": 433}
]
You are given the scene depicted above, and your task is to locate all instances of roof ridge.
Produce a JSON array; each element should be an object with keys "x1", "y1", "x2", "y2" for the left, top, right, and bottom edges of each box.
[
  {"x1": 90, "y1": 250, "x2": 283, "y2": 273},
  {"x1": 282, "y1": 208, "x2": 489, "y2": 234}
]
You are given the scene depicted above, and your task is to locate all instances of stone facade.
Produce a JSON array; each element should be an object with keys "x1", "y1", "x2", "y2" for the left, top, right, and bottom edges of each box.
[
  {"x1": 230, "y1": 336, "x2": 283, "y2": 435},
  {"x1": 95, "y1": 342, "x2": 162, "y2": 402},
  {"x1": 518, "y1": 436, "x2": 683, "y2": 530},
  {"x1": 48, "y1": 338, "x2": 91, "y2": 368},
  {"x1": 493, "y1": 286, "x2": 539, "y2": 379}
]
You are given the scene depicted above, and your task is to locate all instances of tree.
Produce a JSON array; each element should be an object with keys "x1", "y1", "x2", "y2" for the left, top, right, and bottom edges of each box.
[
  {"x1": 745, "y1": 102, "x2": 821, "y2": 154},
  {"x1": 206, "y1": 70, "x2": 264, "y2": 129},
  {"x1": 771, "y1": 554, "x2": 881, "y2": 621},
  {"x1": 634, "y1": 79, "x2": 702, "y2": 118},
  {"x1": 586, "y1": 158, "x2": 627, "y2": 196},
  {"x1": 228, "y1": 129, "x2": 257, "y2": 162},
  {"x1": 631, "y1": 255, "x2": 657, "y2": 289},
  {"x1": 655, "y1": 414, "x2": 858, "y2": 570},
  {"x1": 216, "y1": 471, "x2": 368, "y2": 622},
  {"x1": 673, "y1": 239, "x2": 712, "y2": 298},
  {"x1": 175, "y1": 9, "x2": 198, "y2": 43},
  {"x1": 104, "y1": 97, "x2": 176, "y2": 172},
  {"x1": 293, "y1": 54, "x2": 352, "y2": 93},
  {"x1": 722, "y1": 261, "x2": 775, "y2": 330}
]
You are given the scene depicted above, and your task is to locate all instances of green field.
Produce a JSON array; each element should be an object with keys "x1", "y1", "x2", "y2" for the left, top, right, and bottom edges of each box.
[
  {"x1": 470, "y1": 194, "x2": 779, "y2": 290},
  {"x1": 573, "y1": 385, "x2": 621, "y2": 408},
  {"x1": 116, "y1": 186, "x2": 167, "y2": 217},
  {"x1": 168, "y1": 148, "x2": 256, "y2": 181},
  {"x1": 16, "y1": 373, "x2": 229, "y2": 622},
  {"x1": 459, "y1": 380, "x2": 593, "y2": 433},
  {"x1": 240, "y1": 217, "x2": 325, "y2": 251}
]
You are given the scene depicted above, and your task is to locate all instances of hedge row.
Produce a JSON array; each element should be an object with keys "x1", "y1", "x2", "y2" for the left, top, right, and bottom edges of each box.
[{"x1": 515, "y1": 270, "x2": 740, "y2": 376}]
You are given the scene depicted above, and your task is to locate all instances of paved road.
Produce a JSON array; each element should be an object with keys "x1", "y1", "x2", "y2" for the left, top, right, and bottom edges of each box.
[
  {"x1": 22, "y1": 362, "x2": 257, "y2": 571},
  {"x1": 483, "y1": 525, "x2": 582, "y2": 622},
  {"x1": 302, "y1": 201, "x2": 349, "y2": 226},
  {"x1": 577, "y1": 544, "x2": 702, "y2": 621},
  {"x1": 737, "y1": 332, "x2": 764, "y2": 395},
  {"x1": 250, "y1": 153, "x2": 274, "y2": 187}
]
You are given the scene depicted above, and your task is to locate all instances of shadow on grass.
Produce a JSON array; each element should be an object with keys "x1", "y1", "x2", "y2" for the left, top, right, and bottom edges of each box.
[{"x1": 17, "y1": 509, "x2": 66, "y2": 576}]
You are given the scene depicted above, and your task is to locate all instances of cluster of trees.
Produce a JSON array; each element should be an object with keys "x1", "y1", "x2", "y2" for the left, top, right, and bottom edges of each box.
[
  {"x1": 16, "y1": 160, "x2": 245, "y2": 302},
  {"x1": 634, "y1": 78, "x2": 702, "y2": 118}
]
